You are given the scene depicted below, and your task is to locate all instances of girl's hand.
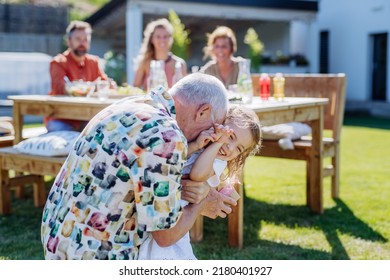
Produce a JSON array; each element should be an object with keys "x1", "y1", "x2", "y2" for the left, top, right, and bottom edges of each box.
[
  {"x1": 193, "y1": 124, "x2": 234, "y2": 150},
  {"x1": 212, "y1": 123, "x2": 224, "y2": 140},
  {"x1": 214, "y1": 124, "x2": 234, "y2": 144},
  {"x1": 194, "y1": 127, "x2": 216, "y2": 150}
]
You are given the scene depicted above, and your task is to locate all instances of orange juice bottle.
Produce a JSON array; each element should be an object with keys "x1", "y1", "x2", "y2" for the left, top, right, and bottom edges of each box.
[{"x1": 273, "y1": 72, "x2": 285, "y2": 101}]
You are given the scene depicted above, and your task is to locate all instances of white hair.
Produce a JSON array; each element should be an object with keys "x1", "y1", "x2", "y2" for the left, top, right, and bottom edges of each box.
[{"x1": 169, "y1": 73, "x2": 228, "y2": 121}]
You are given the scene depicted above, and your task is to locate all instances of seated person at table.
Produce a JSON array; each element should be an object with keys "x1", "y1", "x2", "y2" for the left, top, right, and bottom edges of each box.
[
  {"x1": 46, "y1": 20, "x2": 111, "y2": 132},
  {"x1": 199, "y1": 26, "x2": 247, "y2": 89},
  {"x1": 133, "y1": 18, "x2": 187, "y2": 90},
  {"x1": 138, "y1": 105, "x2": 262, "y2": 259}
]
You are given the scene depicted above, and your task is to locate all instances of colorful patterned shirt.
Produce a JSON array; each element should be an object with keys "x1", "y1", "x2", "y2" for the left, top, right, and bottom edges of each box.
[{"x1": 41, "y1": 86, "x2": 187, "y2": 260}]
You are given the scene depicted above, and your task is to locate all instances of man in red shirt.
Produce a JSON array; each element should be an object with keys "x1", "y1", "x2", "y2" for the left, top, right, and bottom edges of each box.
[{"x1": 46, "y1": 20, "x2": 109, "y2": 132}]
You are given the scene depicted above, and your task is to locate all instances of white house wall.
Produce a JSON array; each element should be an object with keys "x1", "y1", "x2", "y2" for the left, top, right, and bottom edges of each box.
[
  {"x1": 290, "y1": 20, "x2": 310, "y2": 57},
  {"x1": 126, "y1": 1, "x2": 142, "y2": 84},
  {"x1": 318, "y1": 0, "x2": 390, "y2": 102},
  {"x1": 306, "y1": 18, "x2": 319, "y2": 75}
]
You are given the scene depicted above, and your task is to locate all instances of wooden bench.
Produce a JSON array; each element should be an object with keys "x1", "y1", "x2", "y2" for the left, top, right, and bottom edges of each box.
[
  {"x1": 1, "y1": 114, "x2": 47, "y2": 148},
  {"x1": 251, "y1": 73, "x2": 347, "y2": 202},
  {"x1": 0, "y1": 147, "x2": 65, "y2": 214},
  {"x1": 0, "y1": 118, "x2": 50, "y2": 213},
  {"x1": 0, "y1": 135, "x2": 14, "y2": 148},
  {"x1": 0, "y1": 116, "x2": 14, "y2": 147}
]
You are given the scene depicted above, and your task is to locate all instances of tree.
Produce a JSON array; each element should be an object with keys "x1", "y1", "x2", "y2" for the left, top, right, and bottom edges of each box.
[
  {"x1": 104, "y1": 50, "x2": 126, "y2": 85},
  {"x1": 168, "y1": 9, "x2": 191, "y2": 61},
  {"x1": 244, "y1": 27, "x2": 264, "y2": 72}
]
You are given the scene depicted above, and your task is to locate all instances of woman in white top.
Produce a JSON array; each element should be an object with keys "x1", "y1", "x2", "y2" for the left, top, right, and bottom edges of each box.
[{"x1": 133, "y1": 18, "x2": 187, "y2": 90}]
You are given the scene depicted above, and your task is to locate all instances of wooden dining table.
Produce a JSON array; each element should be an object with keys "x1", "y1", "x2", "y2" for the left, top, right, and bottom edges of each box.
[
  {"x1": 231, "y1": 96, "x2": 328, "y2": 248},
  {"x1": 8, "y1": 94, "x2": 328, "y2": 248}
]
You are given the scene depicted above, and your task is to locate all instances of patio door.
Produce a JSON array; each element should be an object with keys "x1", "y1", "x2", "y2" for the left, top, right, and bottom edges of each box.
[
  {"x1": 319, "y1": 30, "x2": 329, "y2": 74},
  {"x1": 371, "y1": 33, "x2": 387, "y2": 101}
]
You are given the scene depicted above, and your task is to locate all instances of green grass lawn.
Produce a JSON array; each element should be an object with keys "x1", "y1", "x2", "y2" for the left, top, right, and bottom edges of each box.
[{"x1": 1, "y1": 116, "x2": 389, "y2": 260}]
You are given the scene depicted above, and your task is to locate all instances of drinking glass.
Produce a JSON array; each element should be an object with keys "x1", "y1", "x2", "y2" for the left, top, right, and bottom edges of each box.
[
  {"x1": 227, "y1": 84, "x2": 242, "y2": 104},
  {"x1": 96, "y1": 80, "x2": 110, "y2": 101}
]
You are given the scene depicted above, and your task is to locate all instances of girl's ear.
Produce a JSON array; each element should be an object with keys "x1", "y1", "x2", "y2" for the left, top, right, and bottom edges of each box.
[{"x1": 195, "y1": 104, "x2": 212, "y2": 123}]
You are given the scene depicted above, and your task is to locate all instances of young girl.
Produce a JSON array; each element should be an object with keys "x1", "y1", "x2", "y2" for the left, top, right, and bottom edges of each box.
[{"x1": 138, "y1": 104, "x2": 262, "y2": 259}]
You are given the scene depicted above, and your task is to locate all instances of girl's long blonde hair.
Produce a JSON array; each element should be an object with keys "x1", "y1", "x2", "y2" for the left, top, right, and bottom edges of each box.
[{"x1": 133, "y1": 18, "x2": 174, "y2": 71}]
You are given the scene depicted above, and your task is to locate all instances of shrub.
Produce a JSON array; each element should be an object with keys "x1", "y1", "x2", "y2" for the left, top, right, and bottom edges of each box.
[
  {"x1": 244, "y1": 27, "x2": 264, "y2": 72},
  {"x1": 168, "y1": 9, "x2": 191, "y2": 61}
]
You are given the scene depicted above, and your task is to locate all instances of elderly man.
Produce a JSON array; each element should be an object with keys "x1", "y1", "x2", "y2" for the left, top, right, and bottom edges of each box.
[
  {"x1": 46, "y1": 20, "x2": 110, "y2": 132},
  {"x1": 41, "y1": 73, "x2": 236, "y2": 260}
]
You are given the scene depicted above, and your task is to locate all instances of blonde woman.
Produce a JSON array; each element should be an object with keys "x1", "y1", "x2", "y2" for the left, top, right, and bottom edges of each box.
[
  {"x1": 133, "y1": 18, "x2": 187, "y2": 90},
  {"x1": 200, "y1": 26, "x2": 246, "y2": 88}
]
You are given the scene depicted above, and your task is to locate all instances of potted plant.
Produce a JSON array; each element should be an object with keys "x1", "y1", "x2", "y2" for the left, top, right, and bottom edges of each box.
[
  {"x1": 244, "y1": 27, "x2": 264, "y2": 72},
  {"x1": 169, "y1": 10, "x2": 191, "y2": 61}
]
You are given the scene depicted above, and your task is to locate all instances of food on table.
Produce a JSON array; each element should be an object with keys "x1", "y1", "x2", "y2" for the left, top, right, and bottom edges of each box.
[
  {"x1": 65, "y1": 80, "x2": 94, "y2": 96},
  {"x1": 117, "y1": 84, "x2": 145, "y2": 96}
]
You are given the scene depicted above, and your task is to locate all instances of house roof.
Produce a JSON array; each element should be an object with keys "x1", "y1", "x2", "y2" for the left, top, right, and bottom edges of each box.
[
  {"x1": 176, "y1": 0, "x2": 318, "y2": 11},
  {"x1": 86, "y1": 0, "x2": 318, "y2": 25},
  {"x1": 86, "y1": 0, "x2": 124, "y2": 25}
]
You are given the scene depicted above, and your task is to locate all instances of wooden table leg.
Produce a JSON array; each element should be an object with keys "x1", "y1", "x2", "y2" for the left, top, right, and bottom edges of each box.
[
  {"x1": 33, "y1": 175, "x2": 46, "y2": 207},
  {"x1": 12, "y1": 101, "x2": 26, "y2": 199},
  {"x1": 308, "y1": 106, "x2": 324, "y2": 214},
  {"x1": 12, "y1": 102, "x2": 23, "y2": 145},
  {"x1": 228, "y1": 181, "x2": 243, "y2": 248},
  {"x1": 190, "y1": 215, "x2": 204, "y2": 243},
  {"x1": 0, "y1": 158, "x2": 11, "y2": 215}
]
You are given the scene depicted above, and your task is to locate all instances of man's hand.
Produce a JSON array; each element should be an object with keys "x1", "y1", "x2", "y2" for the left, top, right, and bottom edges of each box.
[
  {"x1": 200, "y1": 187, "x2": 237, "y2": 219},
  {"x1": 181, "y1": 179, "x2": 210, "y2": 204}
]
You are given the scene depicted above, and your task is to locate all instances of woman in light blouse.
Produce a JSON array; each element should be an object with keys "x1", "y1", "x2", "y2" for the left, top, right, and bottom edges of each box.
[{"x1": 200, "y1": 26, "x2": 245, "y2": 88}]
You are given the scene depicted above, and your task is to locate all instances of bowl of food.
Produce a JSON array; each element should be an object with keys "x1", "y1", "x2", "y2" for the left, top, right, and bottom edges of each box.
[
  {"x1": 112, "y1": 84, "x2": 145, "y2": 98},
  {"x1": 117, "y1": 84, "x2": 144, "y2": 95},
  {"x1": 65, "y1": 80, "x2": 95, "y2": 97}
]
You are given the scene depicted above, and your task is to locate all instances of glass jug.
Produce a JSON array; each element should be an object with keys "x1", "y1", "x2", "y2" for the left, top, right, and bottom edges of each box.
[
  {"x1": 147, "y1": 60, "x2": 168, "y2": 92},
  {"x1": 237, "y1": 59, "x2": 253, "y2": 104}
]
